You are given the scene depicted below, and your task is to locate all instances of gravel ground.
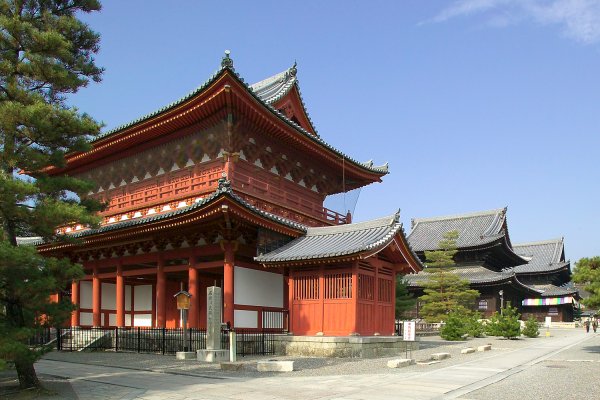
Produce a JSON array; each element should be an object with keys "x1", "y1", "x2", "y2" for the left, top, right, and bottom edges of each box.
[{"x1": 41, "y1": 330, "x2": 579, "y2": 379}]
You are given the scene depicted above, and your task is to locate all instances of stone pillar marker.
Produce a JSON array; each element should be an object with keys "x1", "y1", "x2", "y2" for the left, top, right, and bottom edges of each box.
[
  {"x1": 206, "y1": 286, "x2": 221, "y2": 350},
  {"x1": 197, "y1": 286, "x2": 229, "y2": 362}
]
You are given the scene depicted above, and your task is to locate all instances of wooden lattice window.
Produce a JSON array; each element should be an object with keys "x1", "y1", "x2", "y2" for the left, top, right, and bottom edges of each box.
[
  {"x1": 358, "y1": 274, "x2": 374, "y2": 300},
  {"x1": 324, "y1": 273, "x2": 352, "y2": 299},
  {"x1": 378, "y1": 278, "x2": 392, "y2": 303},
  {"x1": 293, "y1": 275, "x2": 319, "y2": 300}
]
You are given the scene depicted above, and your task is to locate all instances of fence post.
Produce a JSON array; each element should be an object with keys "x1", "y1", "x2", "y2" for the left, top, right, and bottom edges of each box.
[
  {"x1": 115, "y1": 328, "x2": 119, "y2": 352},
  {"x1": 162, "y1": 327, "x2": 166, "y2": 355},
  {"x1": 56, "y1": 328, "x2": 61, "y2": 351},
  {"x1": 137, "y1": 327, "x2": 141, "y2": 353}
]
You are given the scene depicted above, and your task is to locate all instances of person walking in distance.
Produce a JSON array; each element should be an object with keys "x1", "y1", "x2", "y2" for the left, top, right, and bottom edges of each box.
[
  {"x1": 593, "y1": 318, "x2": 598, "y2": 333},
  {"x1": 584, "y1": 319, "x2": 590, "y2": 333}
]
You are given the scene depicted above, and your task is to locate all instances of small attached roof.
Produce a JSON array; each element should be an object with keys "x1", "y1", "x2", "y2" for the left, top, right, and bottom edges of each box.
[
  {"x1": 512, "y1": 238, "x2": 569, "y2": 274},
  {"x1": 408, "y1": 208, "x2": 511, "y2": 252},
  {"x1": 255, "y1": 211, "x2": 423, "y2": 270},
  {"x1": 525, "y1": 283, "x2": 578, "y2": 297},
  {"x1": 406, "y1": 265, "x2": 515, "y2": 286},
  {"x1": 250, "y1": 63, "x2": 299, "y2": 104}
]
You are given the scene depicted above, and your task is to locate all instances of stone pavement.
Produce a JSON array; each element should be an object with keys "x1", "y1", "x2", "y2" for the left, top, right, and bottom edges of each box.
[{"x1": 33, "y1": 329, "x2": 596, "y2": 399}]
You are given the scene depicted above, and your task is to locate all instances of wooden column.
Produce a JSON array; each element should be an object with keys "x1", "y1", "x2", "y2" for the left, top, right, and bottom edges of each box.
[
  {"x1": 70, "y1": 280, "x2": 80, "y2": 327},
  {"x1": 188, "y1": 261, "x2": 199, "y2": 328},
  {"x1": 318, "y1": 265, "x2": 325, "y2": 334},
  {"x1": 351, "y1": 261, "x2": 359, "y2": 335},
  {"x1": 92, "y1": 265, "x2": 101, "y2": 327},
  {"x1": 223, "y1": 242, "x2": 235, "y2": 327},
  {"x1": 156, "y1": 257, "x2": 166, "y2": 328},
  {"x1": 116, "y1": 261, "x2": 125, "y2": 327}
]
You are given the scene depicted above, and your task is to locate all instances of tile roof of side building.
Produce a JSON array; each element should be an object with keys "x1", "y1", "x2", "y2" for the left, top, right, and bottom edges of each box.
[
  {"x1": 92, "y1": 53, "x2": 388, "y2": 175},
  {"x1": 255, "y1": 211, "x2": 421, "y2": 265},
  {"x1": 407, "y1": 207, "x2": 510, "y2": 252},
  {"x1": 512, "y1": 238, "x2": 569, "y2": 274}
]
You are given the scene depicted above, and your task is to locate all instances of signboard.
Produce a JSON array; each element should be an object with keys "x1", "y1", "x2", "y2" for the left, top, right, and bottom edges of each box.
[
  {"x1": 544, "y1": 316, "x2": 552, "y2": 328},
  {"x1": 403, "y1": 321, "x2": 416, "y2": 341},
  {"x1": 174, "y1": 290, "x2": 191, "y2": 310}
]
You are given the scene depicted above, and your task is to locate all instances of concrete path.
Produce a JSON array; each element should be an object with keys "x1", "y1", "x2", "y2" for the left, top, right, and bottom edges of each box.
[{"x1": 35, "y1": 330, "x2": 595, "y2": 400}]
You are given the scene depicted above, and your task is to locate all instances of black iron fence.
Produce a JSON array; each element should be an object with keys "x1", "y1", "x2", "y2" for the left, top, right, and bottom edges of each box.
[
  {"x1": 395, "y1": 321, "x2": 442, "y2": 336},
  {"x1": 38, "y1": 309, "x2": 288, "y2": 357}
]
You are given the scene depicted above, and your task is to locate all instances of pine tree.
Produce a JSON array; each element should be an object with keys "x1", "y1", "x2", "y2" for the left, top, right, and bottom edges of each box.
[
  {"x1": 419, "y1": 230, "x2": 480, "y2": 322},
  {"x1": 0, "y1": 1, "x2": 103, "y2": 389},
  {"x1": 395, "y1": 276, "x2": 416, "y2": 320},
  {"x1": 572, "y1": 257, "x2": 600, "y2": 309}
]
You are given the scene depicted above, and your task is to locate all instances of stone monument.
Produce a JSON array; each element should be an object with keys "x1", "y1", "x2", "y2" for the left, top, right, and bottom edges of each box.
[{"x1": 197, "y1": 286, "x2": 229, "y2": 362}]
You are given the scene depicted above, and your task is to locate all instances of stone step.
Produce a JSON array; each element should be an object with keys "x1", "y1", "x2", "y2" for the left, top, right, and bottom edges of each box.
[
  {"x1": 430, "y1": 352, "x2": 451, "y2": 360},
  {"x1": 387, "y1": 359, "x2": 415, "y2": 368},
  {"x1": 461, "y1": 348, "x2": 476, "y2": 354}
]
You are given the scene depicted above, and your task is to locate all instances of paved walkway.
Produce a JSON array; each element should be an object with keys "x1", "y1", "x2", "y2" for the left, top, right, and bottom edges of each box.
[{"x1": 34, "y1": 329, "x2": 595, "y2": 399}]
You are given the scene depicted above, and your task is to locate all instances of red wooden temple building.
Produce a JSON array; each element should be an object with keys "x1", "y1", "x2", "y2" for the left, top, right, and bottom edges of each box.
[{"x1": 32, "y1": 52, "x2": 422, "y2": 336}]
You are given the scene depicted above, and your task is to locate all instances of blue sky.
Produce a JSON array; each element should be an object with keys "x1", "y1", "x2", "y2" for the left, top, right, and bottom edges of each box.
[{"x1": 72, "y1": 1, "x2": 600, "y2": 263}]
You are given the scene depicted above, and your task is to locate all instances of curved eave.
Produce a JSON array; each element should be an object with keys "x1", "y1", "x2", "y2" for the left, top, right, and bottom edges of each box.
[
  {"x1": 49, "y1": 67, "x2": 388, "y2": 180},
  {"x1": 37, "y1": 189, "x2": 306, "y2": 254}
]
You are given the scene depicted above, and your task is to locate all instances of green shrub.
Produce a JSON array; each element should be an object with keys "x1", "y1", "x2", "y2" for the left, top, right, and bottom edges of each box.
[
  {"x1": 485, "y1": 306, "x2": 522, "y2": 339},
  {"x1": 440, "y1": 311, "x2": 468, "y2": 341},
  {"x1": 485, "y1": 312, "x2": 502, "y2": 336},
  {"x1": 522, "y1": 316, "x2": 540, "y2": 338},
  {"x1": 465, "y1": 312, "x2": 486, "y2": 338}
]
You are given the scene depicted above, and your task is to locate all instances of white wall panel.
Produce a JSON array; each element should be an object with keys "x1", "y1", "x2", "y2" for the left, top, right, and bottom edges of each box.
[
  {"x1": 234, "y1": 266, "x2": 283, "y2": 308},
  {"x1": 134, "y1": 314, "x2": 152, "y2": 327},
  {"x1": 125, "y1": 285, "x2": 132, "y2": 311},
  {"x1": 125, "y1": 314, "x2": 132, "y2": 327},
  {"x1": 234, "y1": 310, "x2": 258, "y2": 328},
  {"x1": 101, "y1": 283, "x2": 116, "y2": 310},
  {"x1": 108, "y1": 313, "x2": 116, "y2": 326},
  {"x1": 80, "y1": 312, "x2": 93, "y2": 326},
  {"x1": 80, "y1": 281, "x2": 92, "y2": 309},
  {"x1": 134, "y1": 285, "x2": 152, "y2": 311}
]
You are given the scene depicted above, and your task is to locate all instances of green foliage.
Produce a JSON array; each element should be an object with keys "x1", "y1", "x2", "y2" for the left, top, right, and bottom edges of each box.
[
  {"x1": 440, "y1": 310, "x2": 485, "y2": 341},
  {"x1": 486, "y1": 305, "x2": 521, "y2": 339},
  {"x1": 572, "y1": 257, "x2": 600, "y2": 309},
  {"x1": 0, "y1": 0, "x2": 102, "y2": 389},
  {"x1": 522, "y1": 316, "x2": 540, "y2": 338},
  {"x1": 395, "y1": 277, "x2": 416, "y2": 319},
  {"x1": 440, "y1": 311, "x2": 467, "y2": 341},
  {"x1": 419, "y1": 231, "x2": 480, "y2": 322}
]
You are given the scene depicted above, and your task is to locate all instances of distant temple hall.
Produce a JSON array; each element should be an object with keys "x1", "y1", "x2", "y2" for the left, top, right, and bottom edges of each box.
[{"x1": 31, "y1": 53, "x2": 423, "y2": 336}]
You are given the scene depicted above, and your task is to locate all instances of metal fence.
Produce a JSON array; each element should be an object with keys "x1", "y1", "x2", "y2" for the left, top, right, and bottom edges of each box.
[
  {"x1": 395, "y1": 321, "x2": 442, "y2": 336},
  {"x1": 41, "y1": 309, "x2": 288, "y2": 357}
]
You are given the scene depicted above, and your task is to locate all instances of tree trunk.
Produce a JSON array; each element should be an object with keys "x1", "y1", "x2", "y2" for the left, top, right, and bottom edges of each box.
[{"x1": 15, "y1": 358, "x2": 40, "y2": 389}]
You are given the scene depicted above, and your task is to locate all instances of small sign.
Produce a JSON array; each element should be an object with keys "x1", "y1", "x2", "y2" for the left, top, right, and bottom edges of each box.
[
  {"x1": 174, "y1": 290, "x2": 192, "y2": 310},
  {"x1": 544, "y1": 316, "x2": 552, "y2": 328},
  {"x1": 403, "y1": 321, "x2": 416, "y2": 341}
]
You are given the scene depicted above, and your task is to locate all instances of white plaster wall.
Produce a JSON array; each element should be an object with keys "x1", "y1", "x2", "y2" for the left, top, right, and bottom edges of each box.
[
  {"x1": 134, "y1": 314, "x2": 152, "y2": 327},
  {"x1": 125, "y1": 314, "x2": 132, "y2": 327},
  {"x1": 134, "y1": 285, "x2": 152, "y2": 311},
  {"x1": 80, "y1": 312, "x2": 93, "y2": 326},
  {"x1": 80, "y1": 281, "x2": 92, "y2": 309},
  {"x1": 108, "y1": 313, "x2": 116, "y2": 326},
  {"x1": 125, "y1": 285, "x2": 132, "y2": 311},
  {"x1": 101, "y1": 283, "x2": 116, "y2": 310},
  {"x1": 234, "y1": 310, "x2": 258, "y2": 328},
  {"x1": 234, "y1": 266, "x2": 283, "y2": 308}
]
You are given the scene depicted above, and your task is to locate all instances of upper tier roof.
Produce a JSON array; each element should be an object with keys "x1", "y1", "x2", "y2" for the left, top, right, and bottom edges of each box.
[
  {"x1": 513, "y1": 238, "x2": 569, "y2": 274},
  {"x1": 406, "y1": 265, "x2": 516, "y2": 286},
  {"x1": 255, "y1": 211, "x2": 422, "y2": 268},
  {"x1": 525, "y1": 283, "x2": 577, "y2": 297},
  {"x1": 408, "y1": 208, "x2": 509, "y2": 252},
  {"x1": 81, "y1": 53, "x2": 388, "y2": 176}
]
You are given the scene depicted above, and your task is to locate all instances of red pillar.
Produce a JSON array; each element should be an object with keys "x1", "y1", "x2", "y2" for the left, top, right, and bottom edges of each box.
[
  {"x1": 71, "y1": 280, "x2": 80, "y2": 327},
  {"x1": 223, "y1": 242, "x2": 235, "y2": 327},
  {"x1": 351, "y1": 261, "x2": 359, "y2": 335},
  {"x1": 156, "y1": 257, "x2": 166, "y2": 327},
  {"x1": 92, "y1": 265, "x2": 101, "y2": 327},
  {"x1": 188, "y1": 263, "x2": 199, "y2": 328},
  {"x1": 116, "y1": 261, "x2": 125, "y2": 327}
]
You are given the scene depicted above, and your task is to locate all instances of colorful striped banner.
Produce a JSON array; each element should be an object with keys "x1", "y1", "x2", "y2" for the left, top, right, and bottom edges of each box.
[{"x1": 521, "y1": 297, "x2": 573, "y2": 306}]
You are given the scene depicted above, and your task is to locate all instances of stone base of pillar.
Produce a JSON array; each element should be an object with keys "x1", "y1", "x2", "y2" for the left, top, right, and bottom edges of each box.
[
  {"x1": 197, "y1": 349, "x2": 229, "y2": 362},
  {"x1": 176, "y1": 351, "x2": 196, "y2": 360}
]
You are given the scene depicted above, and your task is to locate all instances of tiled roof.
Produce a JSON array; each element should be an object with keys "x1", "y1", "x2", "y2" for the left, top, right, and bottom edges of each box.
[
  {"x1": 92, "y1": 54, "x2": 388, "y2": 175},
  {"x1": 408, "y1": 208, "x2": 507, "y2": 252},
  {"x1": 19, "y1": 179, "x2": 307, "y2": 247},
  {"x1": 250, "y1": 63, "x2": 299, "y2": 105},
  {"x1": 405, "y1": 265, "x2": 516, "y2": 286},
  {"x1": 255, "y1": 211, "x2": 404, "y2": 263},
  {"x1": 16, "y1": 236, "x2": 43, "y2": 246},
  {"x1": 525, "y1": 283, "x2": 577, "y2": 297},
  {"x1": 513, "y1": 238, "x2": 569, "y2": 274}
]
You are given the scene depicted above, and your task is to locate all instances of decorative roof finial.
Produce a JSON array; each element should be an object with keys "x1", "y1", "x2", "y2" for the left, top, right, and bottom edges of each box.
[
  {"x1": 221, "y1": 50, "x2": 234, "y2": 69},
  {"x1": 289, "y1": 60, "x2": 297, "y2": 77},
  {"x1": 217, "y1": 172, "x2": 231, "y2": 193}
]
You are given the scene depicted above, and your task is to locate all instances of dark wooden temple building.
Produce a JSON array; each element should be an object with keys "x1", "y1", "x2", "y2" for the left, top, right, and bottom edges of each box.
[
  {"x1": 405, "y1": 208, "x2": 539, "y2": 318},
  {"x1": 31, "y1": 52, "x2": 422, "y2": 336},
  {"x1": 513, "y1": 238, "x2": 577, "y2": 322}
]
